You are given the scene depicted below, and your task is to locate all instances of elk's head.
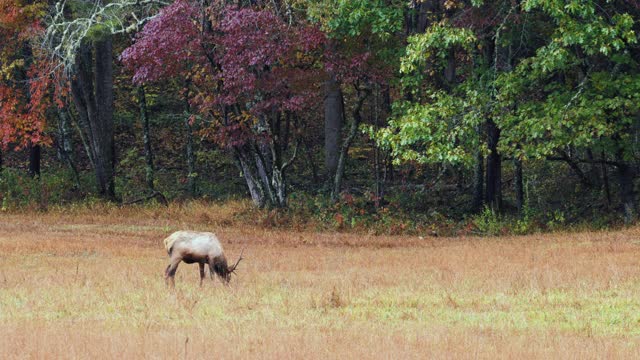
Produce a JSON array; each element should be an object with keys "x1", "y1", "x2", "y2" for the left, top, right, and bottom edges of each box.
[{"x1": 221, "y1": 248, "x2": 244, "y2": 284}]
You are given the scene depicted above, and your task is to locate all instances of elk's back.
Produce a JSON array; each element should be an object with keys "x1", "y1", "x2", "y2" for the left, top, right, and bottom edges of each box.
[{"x1": 163, "y1": 231, "x2": 224, "y2": 258}]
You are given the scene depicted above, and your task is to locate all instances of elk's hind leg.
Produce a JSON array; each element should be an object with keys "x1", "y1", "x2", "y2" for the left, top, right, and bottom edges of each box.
[{"x1": 165, "y1": 258, "x2": 180, "y2": 288}]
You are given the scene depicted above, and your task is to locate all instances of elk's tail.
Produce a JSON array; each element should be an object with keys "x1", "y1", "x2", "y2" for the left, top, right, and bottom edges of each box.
[{"x1": 163, "y1": 233, "x2": 178, "y2": 255}]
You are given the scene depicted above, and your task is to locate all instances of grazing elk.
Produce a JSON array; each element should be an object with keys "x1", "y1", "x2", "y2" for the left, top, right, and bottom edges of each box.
[{"x1": 163, "y1": 231, "x2": 244, "y2": 287}]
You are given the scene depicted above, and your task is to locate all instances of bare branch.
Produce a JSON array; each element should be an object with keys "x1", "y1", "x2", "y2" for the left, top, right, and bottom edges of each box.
[
  {"x1": 281, "y1": 139, "x2": 299, "y2": 172},
  {"x1": 42, "y1": 0, "x2": 170, "y2": 76}
]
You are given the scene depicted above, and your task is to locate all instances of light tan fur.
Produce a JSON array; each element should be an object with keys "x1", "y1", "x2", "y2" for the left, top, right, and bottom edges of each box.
[{"x1": 163, "y1": 232, "x2": 180, "y2": 253}]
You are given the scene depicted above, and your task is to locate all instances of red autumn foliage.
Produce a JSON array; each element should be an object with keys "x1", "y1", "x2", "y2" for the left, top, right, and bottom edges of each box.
[
  {"x1": 121, "y1": 0, "x2": 326, "y2": 148},
  {"x1": 0, "y1": 0, "x2": 60, "y2": 150}
]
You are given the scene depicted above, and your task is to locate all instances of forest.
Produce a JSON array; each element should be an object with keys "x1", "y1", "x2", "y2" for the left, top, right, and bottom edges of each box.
[
  {"x1": 4, "y1": 1, "x2": 640, "y2": 358},
  {"x1": 1, "y1": 0, "x2": 640, "y2": 234}
]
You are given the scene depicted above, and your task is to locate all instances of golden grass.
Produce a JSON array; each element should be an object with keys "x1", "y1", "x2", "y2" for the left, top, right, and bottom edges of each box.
[{"x1": 1, "y1": 205, "x2": 640, "y2": 359}]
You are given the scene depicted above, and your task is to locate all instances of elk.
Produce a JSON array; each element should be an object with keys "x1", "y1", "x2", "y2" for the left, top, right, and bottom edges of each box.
[{"x1": 163, "y1": 231, "x2": 244, "y2": 287}]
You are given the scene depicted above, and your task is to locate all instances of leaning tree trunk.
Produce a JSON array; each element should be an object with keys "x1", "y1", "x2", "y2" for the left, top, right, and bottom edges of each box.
[
  {"x1": 331, "y1": 89, "x2": 369, "y2": 203},
  {"x1": 70, "y1": 38, "x2": 115, "y2": 200},
  {"x1": 66, "y1": 106, "x2": 95, "y2": 170},
  {"x1": 253, "y1": 143, "x2": 277, "y2": 205},
  {"x1": 485, "y1": 119, "x2": 502, "y2": 211},
  {"x1": 234, "y1": 147, "x2": 267, "y2": 208}
]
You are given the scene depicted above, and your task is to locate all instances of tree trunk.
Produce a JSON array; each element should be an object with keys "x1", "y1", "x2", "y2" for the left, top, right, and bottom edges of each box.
[
  {"x1": 514, "y1": 157, "x2": 524, "y2": 214},
  {"x1": 407, "y1": 0, "x2": 437, "y2": 34},
  {"x1": 485, "y1": 119, "x2": 502, "y2": 211},
  {"x1": 303, "y1": 137, "x2": 320, "y2": 185},
  {"x1": 373, "y1": 143, "x2": 382, "y2": 207},
  {"x1": 471, "y1": 149, "x2": 484, "y2": 212},
  {"x1": 70, "y1": 38, "x2": 115, "y2": 200},
  {"x1": 444, "y1": 47, "x2": 456, "y2": 86},
  {"x1": 184, "y1": 116, "x2": 196, "y2": 197},
  {"x1": 234, "y1": 138, "x2": 296, "y2": 209},
  {"x1": 374, "y1": 84, "x2": 392, "y2": 206},
  {"x1": 586, "y1": 149, "x2": 600, "y2": 186},
  {"x1": 616, "y1": 154, "x2": 636, "y2": 224},
  {"x1": 271, "y1": 169, "x2": 287, "y2": 207},
  {"x1": 28, "y1": 145, "x2": 41, "y2": 178},
  {"x1": 138, "y1": 86, "x2": 154, "y2": 190},
  {"x1": 182, "y1": 87, "x2": 196, "y2": 197},
  {"x1": 253, "y1": 144, "x2": 276, "y2": 204},
  {"x1": 324, "y1": 72, "x2": 344, "y2": 179},
  {"x1": 67, "y1": 107, "x2": 95, "y2": 169},
  {"x1": 18, "y1": 41, "x2": 42, "y2": 180},
  {"x1": 235, "y1": 148, "x2": 266, "y2": 207},
  {"x1": 270, "y1": 159, "x2": 287, "y2": 208},
  {"x1": 93, "y1": 38, "x2": 115, "y2": 199},
  {"x1": 56, "y1": 107, "x2": 73, "y2": 162},
  {"x1": 56, "y1": 108, "x2": 81, "y2": 189},
  {"x1": 267, "y1": 131, "x2": 296, "y2": 208},
  {"x1": 331, "y1": 89, "x2": 369, "y2": 202},
  {"x1": 601, "y1": 151, "x2": 612, "y2": 207}
]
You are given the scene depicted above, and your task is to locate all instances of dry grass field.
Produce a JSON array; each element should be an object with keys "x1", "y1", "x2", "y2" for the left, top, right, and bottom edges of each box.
[{"x1": 1, "y1": 202, "x2": 640, "y2": 359}]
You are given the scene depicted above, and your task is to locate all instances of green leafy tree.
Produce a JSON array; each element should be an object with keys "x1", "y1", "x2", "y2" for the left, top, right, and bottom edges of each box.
[
  {"x1": 374, "y1": 0, "x2": 640, "y2": 222},
  {"x1": 373, "y1": 1, "x2": 510, "y2": 211},
  {"x1": 497, "y1": 0, "x2": 640, "y2": 222}
]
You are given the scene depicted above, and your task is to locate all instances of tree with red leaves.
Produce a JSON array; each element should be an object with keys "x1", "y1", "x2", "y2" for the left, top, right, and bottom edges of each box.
[
  {"x1": 122, "y1": 0, "x2": 325, "y2": 207},
  {"x1": 0, "y1": 0, "x2": 58, "y2": 174}
]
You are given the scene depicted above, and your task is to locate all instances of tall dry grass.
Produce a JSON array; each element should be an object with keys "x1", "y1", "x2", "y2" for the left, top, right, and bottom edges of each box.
[{"x1": 1, "y1": 207, "x2": 640, "y2": 359}]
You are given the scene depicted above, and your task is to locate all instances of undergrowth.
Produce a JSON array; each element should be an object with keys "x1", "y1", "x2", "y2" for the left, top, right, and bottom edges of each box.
[{"x1": 0, "y1": 168, "x2": 627, "y2": 237}]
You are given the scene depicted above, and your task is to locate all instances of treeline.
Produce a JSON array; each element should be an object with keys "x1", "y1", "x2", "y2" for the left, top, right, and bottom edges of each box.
[{"x1": 1, "y1": 0, "x2": 639, "y2": 231}]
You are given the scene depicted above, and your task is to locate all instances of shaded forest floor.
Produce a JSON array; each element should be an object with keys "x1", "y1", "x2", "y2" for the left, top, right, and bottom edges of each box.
[{"x1": 1, "y1": 207, "x2": 640, "y2": 358}]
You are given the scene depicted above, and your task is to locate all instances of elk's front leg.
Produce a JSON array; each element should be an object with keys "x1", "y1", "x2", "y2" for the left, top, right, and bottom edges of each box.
[{"x1": 199, "y1": 262, "x2": 205, "y2": 286}]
